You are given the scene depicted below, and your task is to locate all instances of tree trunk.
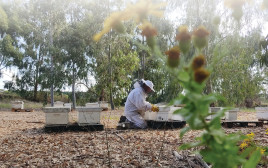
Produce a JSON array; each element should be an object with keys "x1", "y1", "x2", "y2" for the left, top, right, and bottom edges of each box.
[
  {"x1": 50, "y1": 23, "x2": 54, "y2": 107},
  {"x1": 72, "y1": 63, "x2": 76, "y2": 110},
  {"x1": 108, "y1": 44, "x2": 114, "y2": 110},
  {"x1": 33, "y1": 52, "x2": 40, "y2": 101}
]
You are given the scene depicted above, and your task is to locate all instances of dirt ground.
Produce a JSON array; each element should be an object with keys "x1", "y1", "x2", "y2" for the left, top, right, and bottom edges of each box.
[{"x1": 0, "y1": 110, "x2": 267, "y2": 167}]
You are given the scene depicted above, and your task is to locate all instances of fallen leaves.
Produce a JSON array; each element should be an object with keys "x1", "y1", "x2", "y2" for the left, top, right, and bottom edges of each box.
[{"x1": 0, "y1": 110, "x2": 267, "y2": 167}]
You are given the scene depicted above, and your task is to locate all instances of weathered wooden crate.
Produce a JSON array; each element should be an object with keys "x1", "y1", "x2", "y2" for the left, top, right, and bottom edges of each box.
[
  {"x1": 255, "y1": 107, "x2": 268, "y2": 120},
  {"x1": 76, "y1": 107, "x2": 102, "y2": 125},
  {"x1": 43, "y1": 107, "x2": 70, "y2": 126}
]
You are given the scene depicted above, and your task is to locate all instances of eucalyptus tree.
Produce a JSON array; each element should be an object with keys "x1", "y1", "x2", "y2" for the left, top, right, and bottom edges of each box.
[
  {"x1": 0, "y1": 2, "x2": 22, "y2": 79},
  {"x1": 14, "y1": 0, "x2": 68, "y2": 102},
  {"x1": 57, "y1": 0, "x2": 95, "y2": 109}
]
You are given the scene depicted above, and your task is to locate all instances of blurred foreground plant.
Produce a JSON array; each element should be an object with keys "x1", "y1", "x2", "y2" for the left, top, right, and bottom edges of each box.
[{"x1": 93, "y1": 0, "x2": 267, "y2": 167}]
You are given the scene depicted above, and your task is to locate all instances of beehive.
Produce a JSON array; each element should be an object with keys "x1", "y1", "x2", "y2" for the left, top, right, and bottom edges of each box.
[
  {"x1": 76, "y1": 107, "x2": 102, "y2": 125},
  {"x1": 43, "y1": 107, "x2": 70, "y2": 126},
  {"x1": 226, "y1": 108, "x2": 239, "y2": 121},
  {"x1": 12, "y1": 101, "x2": 24, "y2": 109},
  {"x1": 255, "y1": 107, "x2": 268, "y2": 120}
]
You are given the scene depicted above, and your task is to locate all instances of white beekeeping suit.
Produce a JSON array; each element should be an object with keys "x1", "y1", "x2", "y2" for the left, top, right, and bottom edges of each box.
[{"x1": 124, "y1": 79, "x2": 155, "y2": 129}]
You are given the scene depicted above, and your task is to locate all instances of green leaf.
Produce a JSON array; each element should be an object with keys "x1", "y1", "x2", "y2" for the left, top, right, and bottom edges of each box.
[
  {"x1": 179, "y1": 141, "x2": 203, "y2": 150},
  {"x1": 243, "y1": 149, "x2": 262, "y2": 168},
  {"x1": 178, "y1": 71, "x2": 190, "y2": 82},
  {"x1": 180, "y1": 126, "x2": 190, "y2": 138}
]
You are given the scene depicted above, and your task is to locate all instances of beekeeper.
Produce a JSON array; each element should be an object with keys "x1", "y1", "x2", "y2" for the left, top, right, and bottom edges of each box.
[{"x1": 124, "y1": 79, "x2": 158, "y2": 129}]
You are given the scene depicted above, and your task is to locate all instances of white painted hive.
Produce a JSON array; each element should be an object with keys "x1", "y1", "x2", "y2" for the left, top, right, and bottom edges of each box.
[
  {"x1": 169, "y1": 107, "x2": 184, "y2": 121},
  {"x1": 12, "y1": 101, "x2": 24, "y2": 109},
  {"x1": 255, "y1": 107, "x2": 268, "y2": 120},
  {"x1": 76, "y1": 107, "x2": 102, "y2": 125},
  {"x1": 206, "y1": 107, "x2": 224, "y2": 120},
  {"x1": 54, "y1": 101, "x2": 64, "y2": 107},
  {"x1": 43, "y1": 107, "x2": 70, "y2": 126},
  {"x1": 226, "y1": 108, "x2": 239, "y2": 121},
  {"x1": 85, "y1": 103, "x2": 100, "y2": 108}
]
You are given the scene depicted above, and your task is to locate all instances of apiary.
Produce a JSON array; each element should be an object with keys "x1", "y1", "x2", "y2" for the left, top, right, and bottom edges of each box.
[
  {"x1": 43, "y1": 107, "x2": 71, "y2": 126},
  {"x1": 255, "y1": 107, "x2": 268, "y2": 120},
  {"x1": 76, "y1": 107, "x2": 102, "y2": 125}
]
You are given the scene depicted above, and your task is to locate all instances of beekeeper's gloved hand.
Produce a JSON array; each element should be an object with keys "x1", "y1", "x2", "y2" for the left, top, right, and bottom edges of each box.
[{"x1": 151, "y1": 104, "x2": 159, "y2": 112}]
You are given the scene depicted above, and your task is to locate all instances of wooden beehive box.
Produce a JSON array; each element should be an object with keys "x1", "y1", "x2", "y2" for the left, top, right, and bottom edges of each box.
[
  {"x1": 43, "y1": 107, "x2": 70, "y2": 126},
  {"x1": 76, "y1": 107, "x2": 102, "y2": 125},
  {"x1": 255, "y1": 107, "x2": 268, "y2": 120}
]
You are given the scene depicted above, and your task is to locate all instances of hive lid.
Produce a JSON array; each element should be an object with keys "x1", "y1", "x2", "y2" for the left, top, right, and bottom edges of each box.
[
  {"x1": 76, "y1": 107, "x2": 102, "y2": 112},
  {"x1": 158, "y1": 106, "x2": 171, "y2": 112},
  {"x1": 43, "y1": 107, "x2": 71, "y2": 113}
]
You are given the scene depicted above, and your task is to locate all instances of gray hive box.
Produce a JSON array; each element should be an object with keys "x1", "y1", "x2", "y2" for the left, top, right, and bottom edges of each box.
[
  {"x1": 255, "y1": 107, "x2": 268, "y2": 120},
  {"x1": 43, "y1": 107, "x2": 71, "y2": 126},
  {"x1": 12, "y1": 101, "x2": 24, "y2": 109},
  {"x1": 226, "y1": 108, "x2": 239, "y2": 121},
  {"x1": 76, "y1": 107, "x2": 102, "y2": 125},
  {"x1": 206, "y1": 107, "x2": 224, "y2": 120}
]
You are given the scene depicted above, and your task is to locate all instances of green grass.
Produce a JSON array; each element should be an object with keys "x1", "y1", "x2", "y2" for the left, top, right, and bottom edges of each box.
[
  {"x1": 0, "y1": 100, "x2": 44, "y2": 109},
  {"x1": 0, "y1": 103, "x2": 12, "y2": 109},
  {"x1": 240, "y1": 108, "x2": 256, "y2": 112}
]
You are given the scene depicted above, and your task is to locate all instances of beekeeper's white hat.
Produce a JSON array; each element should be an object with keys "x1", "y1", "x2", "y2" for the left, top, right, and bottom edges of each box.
[{"x1": 142, "y1": 79, "x2": 155, "y2": 92}]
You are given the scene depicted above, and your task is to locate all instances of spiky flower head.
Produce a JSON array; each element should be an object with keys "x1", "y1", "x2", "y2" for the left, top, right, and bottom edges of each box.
[
  {"x1": 165, "y1": 46, "x2": 180, "y2": 68},
  {"x1": 192, "y1": 55, "x2": 206, "y2": 70},
  {"x1": 176, "y1": 25, "x2": 191, "y2": 41},
  {"x1": 194, "y1": 68, "x2": 210, "y2": 83},
  {"x1": 224, "y1": 0, "x2": 252, "y2": 21},
  {"x1": 140, "y1": 22, "x2": 158, "y2": 38},
  {"x1": 192, "y1": 26, "x2": 210, "y2": 49},
  {"x1": 125, "y1": 0, "x2": 166, "y2": 23},
  {"x1": 93, "y1": 12, "x2": 126, "y2": 41},
  {"x1": 176, "y1": 26, "x2": 192, "y2": 54}
]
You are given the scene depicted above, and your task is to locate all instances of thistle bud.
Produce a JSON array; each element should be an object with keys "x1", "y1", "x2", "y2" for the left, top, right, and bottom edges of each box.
[
  {"x1": 176, "y1": 26, "x2": 191, "y2": 54},
  {"x1": 192, "y1": 54, "x2": 206, "y2": 70},
  {"x1": 194, "y1": 68, "x2": 210, "y2": 83},
  {"x1": 192, "y1": 26, "x2": 210, "y2": 49},
  {"x1": 165, "y1": 46, "x2": 180, "y2": 68}
]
